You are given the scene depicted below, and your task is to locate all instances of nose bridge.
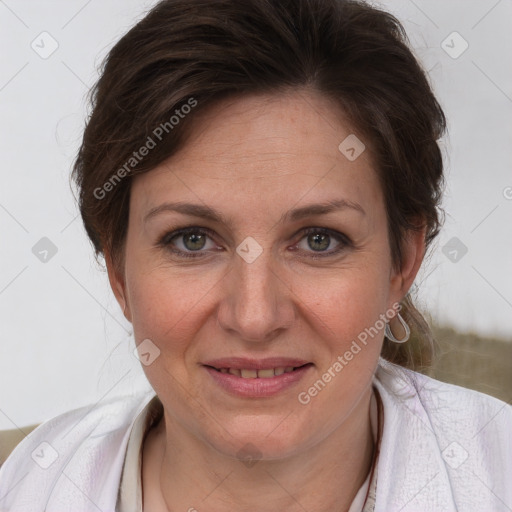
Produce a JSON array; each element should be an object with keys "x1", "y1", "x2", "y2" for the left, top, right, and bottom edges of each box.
[
  {"x1": 238, "y1": 247, "x2": 276, "y2": 308},
  {"x1": 217, "y1": 242, "x2": 293, "y2": 342}
]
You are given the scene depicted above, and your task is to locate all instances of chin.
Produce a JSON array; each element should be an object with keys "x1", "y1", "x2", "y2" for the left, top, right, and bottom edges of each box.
[{"x1": 203, "y1": 419, "x2": 310, "y2": 462}]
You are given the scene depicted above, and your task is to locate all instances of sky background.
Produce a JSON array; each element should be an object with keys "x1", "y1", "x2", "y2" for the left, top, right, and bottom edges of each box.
[{"x1": 1, "y1": 0, "x2": 511, "y2": 426}]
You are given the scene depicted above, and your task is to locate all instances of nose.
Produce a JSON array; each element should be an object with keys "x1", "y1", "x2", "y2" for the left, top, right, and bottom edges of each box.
[{"x1": 216, "y1": 246, "x2": 296, "y2": 344}]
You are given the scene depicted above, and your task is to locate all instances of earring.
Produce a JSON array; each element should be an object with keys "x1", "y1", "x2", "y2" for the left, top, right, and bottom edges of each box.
[{"x1": 385, "y1": 312, "x2": 410, "y2": 343}]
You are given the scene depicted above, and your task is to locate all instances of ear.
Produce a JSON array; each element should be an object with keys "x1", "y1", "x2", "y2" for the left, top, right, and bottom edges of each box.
[
  {"x1": 105, "y1": 250, "x2": 132, "y2": 323},
  {"x1": 388, "y1": 221, "x2": 427, "y2": 307}
]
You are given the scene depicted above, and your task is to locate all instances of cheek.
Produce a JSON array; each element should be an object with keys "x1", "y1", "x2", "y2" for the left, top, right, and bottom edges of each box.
[
  {"x1": 125, "y1": 268, "x2": 215, "y2": 401},
  {"x1": 290, "y1": 268, "x2": 389, "y2": 413},
  {"x1": 126, "y1": 262, "x2": 223, "y2": 351},
  {"x1": 290, "y1": 258, "x2": 390, "y2": 343}
]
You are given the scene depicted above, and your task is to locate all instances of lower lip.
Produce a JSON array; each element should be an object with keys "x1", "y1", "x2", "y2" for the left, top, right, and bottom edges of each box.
[{"x1": 203, "y1": 364, "x2": 313, "y2": 398}]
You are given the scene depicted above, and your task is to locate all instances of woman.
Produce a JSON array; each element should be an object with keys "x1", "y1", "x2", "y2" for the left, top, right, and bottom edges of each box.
[{"x1": 1, "y1": 0, "x2": 511, "y2": 510}]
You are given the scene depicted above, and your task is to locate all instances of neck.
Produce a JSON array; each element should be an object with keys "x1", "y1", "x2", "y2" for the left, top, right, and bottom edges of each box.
[{"x1": 142, "y1": 386, "x2": 375, "y2": 512}]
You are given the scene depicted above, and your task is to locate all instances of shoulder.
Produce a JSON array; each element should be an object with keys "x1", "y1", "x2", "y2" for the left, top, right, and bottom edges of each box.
[
  {"x1": 374, "y1": 358, "x2": 512, "y2": 453},
  {"x1": 4, "y1": 389, "x2": 154, "y2": 448},
  {"x1": 375, "y1": 358, "x2": 512, "y2": 423},
  {"x1": 372, "y1": 359, "x2": 512, "y2": 509},
  {"x1": 0, "y1": 389, "x2": 156, "y2": 511}
]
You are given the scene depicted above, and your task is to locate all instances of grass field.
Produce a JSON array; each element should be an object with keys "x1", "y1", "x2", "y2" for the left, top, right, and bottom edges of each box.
[{"x1": 422, "y1": 325, "x2": 512, "y2": 403}]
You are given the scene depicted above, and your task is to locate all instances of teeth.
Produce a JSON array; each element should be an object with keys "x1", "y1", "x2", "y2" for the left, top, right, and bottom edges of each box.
[
  {"x1": 257, "y1": 368, "x2": 276, "y2": 378},
  {"x1": 217, "y1": 366, "x2": 301, "y2": 378},
  {"x1": 240, "y1": 369, "x2": 258, "y2": 379}
]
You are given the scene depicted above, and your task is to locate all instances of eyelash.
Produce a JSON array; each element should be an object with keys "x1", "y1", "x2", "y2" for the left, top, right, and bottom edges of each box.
[{"x1": 157, "y1": 226, "x2": 352, "y2": 260}]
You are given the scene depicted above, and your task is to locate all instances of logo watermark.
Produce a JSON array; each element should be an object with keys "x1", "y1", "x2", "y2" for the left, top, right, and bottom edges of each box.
[
  {"x1": 297, "y1": 302, "x2": 401, "y2": 405},
  {"x1": 93, "y1": 97, "x2": 198, "y2": 200}
]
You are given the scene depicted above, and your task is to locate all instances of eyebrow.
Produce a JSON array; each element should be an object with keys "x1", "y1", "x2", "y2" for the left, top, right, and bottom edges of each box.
[{"x1": 144, "y1": 198, "x2": 365, "y2": 226}]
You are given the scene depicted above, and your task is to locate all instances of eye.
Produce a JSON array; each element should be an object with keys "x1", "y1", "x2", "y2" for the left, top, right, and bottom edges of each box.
[
  {"x1": 157, "y1": 226, "x2": 351, "y2": 259},
  {"x1": 158, "y1": 227, "x2": 220, "y2": 258},
  {"x1": 294, "y1": 227, "x2": 351, "y2": 259}
]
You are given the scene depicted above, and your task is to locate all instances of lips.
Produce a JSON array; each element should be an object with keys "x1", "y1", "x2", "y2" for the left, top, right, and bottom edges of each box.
[{"x1": 203, "y1": 360, "x2": 314, "y2": 397}]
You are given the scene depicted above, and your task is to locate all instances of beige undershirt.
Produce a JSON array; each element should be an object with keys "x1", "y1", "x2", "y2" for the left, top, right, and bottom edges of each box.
[{"x1": 116, "y1": 389, "x2": 380, "y2": 512}]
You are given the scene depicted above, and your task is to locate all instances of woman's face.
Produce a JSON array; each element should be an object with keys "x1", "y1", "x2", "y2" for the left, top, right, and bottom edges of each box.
[{"x1": 109, "y1": 90, "x2": 422, "y2": 459}]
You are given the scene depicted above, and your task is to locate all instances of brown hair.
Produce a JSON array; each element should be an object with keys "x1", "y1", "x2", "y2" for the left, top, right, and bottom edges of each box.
[{"x1": 71, "y1": 0, "x2": 446, "y2": 370}]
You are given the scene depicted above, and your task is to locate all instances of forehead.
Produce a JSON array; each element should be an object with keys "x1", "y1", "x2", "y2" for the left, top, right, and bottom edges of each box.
[{"x1": 131, "y1": 90, "x2": 383, "y2": 224}]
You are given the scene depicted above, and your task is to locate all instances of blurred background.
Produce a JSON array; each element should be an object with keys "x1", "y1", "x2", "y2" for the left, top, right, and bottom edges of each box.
[{"x1": 1, "y1": 0, "x2": 511, "y2": 430}]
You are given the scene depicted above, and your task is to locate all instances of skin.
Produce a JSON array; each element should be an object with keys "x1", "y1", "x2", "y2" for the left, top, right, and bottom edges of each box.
[{"x1": 106, "y1": 89, "x2": 425, "y2": 511}]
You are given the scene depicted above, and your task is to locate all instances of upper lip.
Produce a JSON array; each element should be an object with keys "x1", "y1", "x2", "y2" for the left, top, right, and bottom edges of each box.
[{"x1": 202, "y1": 357, "x2": 311, "y2": 370}]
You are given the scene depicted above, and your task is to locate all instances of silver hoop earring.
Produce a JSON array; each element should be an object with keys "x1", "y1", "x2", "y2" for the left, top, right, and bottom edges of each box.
[{"x1": 385, "y1": 312, "x2": 410, "y2": 343}]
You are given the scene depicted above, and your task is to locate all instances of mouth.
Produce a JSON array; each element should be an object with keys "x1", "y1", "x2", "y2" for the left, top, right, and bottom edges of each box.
[
  {"x1": 202, "y1": 362, "x2": 314, "y2": 398},
  {"x1": 205, "y1": 363, "x2": 313, "y2": 379}
]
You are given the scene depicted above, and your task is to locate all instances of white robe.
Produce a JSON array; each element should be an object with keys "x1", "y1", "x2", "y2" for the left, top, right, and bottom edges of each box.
[{"x1": 1, "y1": 358, "x2": 511, "y2": 511}]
